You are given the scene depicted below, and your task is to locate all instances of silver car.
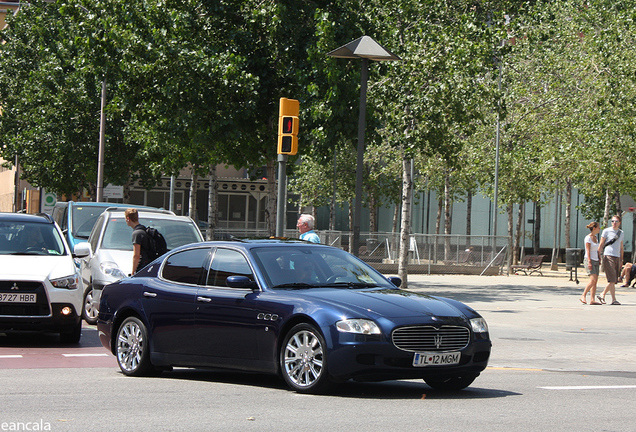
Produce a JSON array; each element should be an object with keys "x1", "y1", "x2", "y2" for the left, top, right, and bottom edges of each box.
[{"x1": 74, "y1": 209, "x2": 203, "y2": 324}]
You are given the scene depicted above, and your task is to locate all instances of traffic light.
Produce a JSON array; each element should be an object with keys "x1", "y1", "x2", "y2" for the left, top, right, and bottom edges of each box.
[{"x1": 278, "y1": 98, "x2": 299, "y2": 155}]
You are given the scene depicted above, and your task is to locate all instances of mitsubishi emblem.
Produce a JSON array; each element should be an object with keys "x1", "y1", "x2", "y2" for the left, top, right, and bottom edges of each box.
[{"x1": 11, "y1": 283, "x2": 19, "y2": 290}]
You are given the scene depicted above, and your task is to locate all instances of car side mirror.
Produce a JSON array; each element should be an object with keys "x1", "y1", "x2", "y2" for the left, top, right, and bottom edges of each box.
[
  {"x1": 387, "y1": 276, "x2": 402, "y2": 288},
  {"x1": 73, "y1": 242, "x2": 92, "y2": 258},
  {"x1": 226, "y1": 275, "x2": 258, "y2": 290}
]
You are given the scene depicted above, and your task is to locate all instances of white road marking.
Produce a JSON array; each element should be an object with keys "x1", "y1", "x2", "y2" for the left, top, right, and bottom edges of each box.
[
  {"x1": 0, "y1": 355, "x2": 23, "y2": 359},
  {"x1": 62, "y1": 353, "x2": 109, "y2": 357},
  {"x1": 539, "y1": 385, "x2": 636, "y2": 390}
]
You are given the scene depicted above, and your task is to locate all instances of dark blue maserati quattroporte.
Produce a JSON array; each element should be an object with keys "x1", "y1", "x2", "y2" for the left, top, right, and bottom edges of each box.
[{"x1": 97, "y1": 240, "x2": 491, "y2": 393}]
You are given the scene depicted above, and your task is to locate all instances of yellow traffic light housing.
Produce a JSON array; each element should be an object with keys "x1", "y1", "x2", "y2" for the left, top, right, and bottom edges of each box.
[{"x1": 277, "y1": 98, "x2": 299, "y2": 155}]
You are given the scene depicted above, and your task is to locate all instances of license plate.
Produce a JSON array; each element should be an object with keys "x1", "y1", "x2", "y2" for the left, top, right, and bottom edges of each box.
[
  {"x1": 413, "y1": 352, "x2": 461, "y2": 367},
  {"x1": 0, "y1": 293, "x2": 37, "y2": 303}
]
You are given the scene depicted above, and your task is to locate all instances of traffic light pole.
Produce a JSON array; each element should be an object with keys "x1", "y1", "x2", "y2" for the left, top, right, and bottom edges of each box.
[{"x1": 275, "y1": 153, "x2": 288, "y2": 238}]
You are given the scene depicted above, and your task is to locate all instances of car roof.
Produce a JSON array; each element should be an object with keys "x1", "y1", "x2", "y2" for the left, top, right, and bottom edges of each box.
[
  {"x1": 0, "y1": 212, "x2": 55, "y2": 224},
  {"x1": 181, "y1": 239, "x2": 326, "y2": 249},
  {"x1": 105, "y1": 209, "x2": 194, "y2": 221},
  {"x1": 57, "y1": 201, "x2": 157, "y2": 210}
]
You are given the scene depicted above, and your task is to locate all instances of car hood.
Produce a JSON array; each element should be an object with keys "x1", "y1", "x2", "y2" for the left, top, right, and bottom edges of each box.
[
  {"x1": 298, "y1": 288, "x2": 465, "y2": 319},
  {"x1": 96, "y1": 249, "x2": 134, "y2": 277},
  {"x1": 0, "y1": 255, "x2": 77, "y2": 281}
]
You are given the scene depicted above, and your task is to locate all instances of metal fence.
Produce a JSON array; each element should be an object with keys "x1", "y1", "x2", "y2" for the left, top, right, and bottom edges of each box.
[{"x1": 214, "y1": 228, "x2": 511, "y2": 276}]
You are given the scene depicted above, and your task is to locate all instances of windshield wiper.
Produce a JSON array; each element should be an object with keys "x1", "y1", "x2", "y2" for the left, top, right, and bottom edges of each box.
[
  {"x1": 323, "y1": 282, "x2": 380, "y2": 288},
  {"x1": 272, "y1": 282, "x2": 316, "y2": 289}
]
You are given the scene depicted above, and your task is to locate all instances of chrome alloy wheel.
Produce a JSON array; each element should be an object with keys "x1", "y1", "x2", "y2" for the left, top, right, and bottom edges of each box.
[
  {"x1": 117, "y1": 318, "x2": 146, "y2": 374},
  {"x1": 283, "y1": 328, "x2": 324, "y2": 388}
]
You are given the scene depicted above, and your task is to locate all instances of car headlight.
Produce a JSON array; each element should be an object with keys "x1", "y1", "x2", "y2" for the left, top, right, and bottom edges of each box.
[
  {"x1": 470, "y1": 317, "x2": 489, "y2": 334},
  {"x1": 100, "y1": 261, "x2": 127, "y2": 280},
  {"x1": 51, "y1": 274, "x2": 79, "y2": 290},
  {"x1": 336, "y1": 319, "x2": 381, "y2": 335}
]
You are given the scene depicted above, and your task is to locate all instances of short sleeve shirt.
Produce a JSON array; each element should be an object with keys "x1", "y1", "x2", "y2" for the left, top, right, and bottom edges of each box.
[
  {"x1": 132, "y1": 224, "x2": 152, "y2": 269},
  {"x1": 300, "y1": 230, "x2": 320, "y2": 244},
  {"x1": 584, "y1": 234, "x2": 599, "y2": 261},
  {"x1": 601, "y1": 227, "x2": 623, "y2": 258}
]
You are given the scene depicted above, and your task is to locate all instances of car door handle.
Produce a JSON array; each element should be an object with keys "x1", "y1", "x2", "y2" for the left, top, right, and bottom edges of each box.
[
  {"x1": 197, "y1": 296, "x2": 212, "y2": 303},
  {"x1": 143, "y1": 292, "x2": 157, "y2": 298}
]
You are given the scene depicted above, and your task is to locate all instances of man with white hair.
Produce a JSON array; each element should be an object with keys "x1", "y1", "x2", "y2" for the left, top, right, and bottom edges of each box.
[{"x1": 297, "y1": 214, "x2": 320, "y2": 244}]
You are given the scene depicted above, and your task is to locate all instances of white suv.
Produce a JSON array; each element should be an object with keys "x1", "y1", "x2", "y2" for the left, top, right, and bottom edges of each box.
[
  {"x1": 74, "y1": 209, "x2": 203, "y2": 324},
  {"x1": 0, "y1": 213, "x2": 83, "y2": 343}
]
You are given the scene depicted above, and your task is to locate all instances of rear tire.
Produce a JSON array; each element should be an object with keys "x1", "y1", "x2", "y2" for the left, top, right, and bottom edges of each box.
[{"x1": 116, "y1": 317, "x2": 153, "y2": 376}]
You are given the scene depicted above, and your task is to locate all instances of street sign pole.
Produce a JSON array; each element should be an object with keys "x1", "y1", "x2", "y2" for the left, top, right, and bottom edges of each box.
[{"x1": 276, "y1": 153, "x2": 288, "y2": 237}]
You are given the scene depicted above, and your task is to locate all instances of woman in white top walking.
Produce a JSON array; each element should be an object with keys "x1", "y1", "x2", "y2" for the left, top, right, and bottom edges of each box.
[{"x1": 581, "y1": 221, "x2": 601, "y2": 305}]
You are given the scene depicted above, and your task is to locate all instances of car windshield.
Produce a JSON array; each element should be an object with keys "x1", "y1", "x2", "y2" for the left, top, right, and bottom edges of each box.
[
  {"x1": 71, "y1": 205, "x2": 110, "y2": 239},
  {"x1": 0, "y1": 221, "x2": 66, "y2": 256},
  {"x1": 100, "y1": 216, "x2": 201, "y2": 251},
  {"x1": 251, "y1": 245, "x2": 395, "y2": 290}
]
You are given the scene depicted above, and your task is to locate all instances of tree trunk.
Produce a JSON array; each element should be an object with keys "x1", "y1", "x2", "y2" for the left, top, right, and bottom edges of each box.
[
  {"x1": 443, "y1": 172, "x2": 452, "y2": 261},
  {"x1": 507, "y1": 202, "x2": 513, "y2": 272},
  {"x1": 123, "y1": 180, "x2": 131, "y2": 204},
  {"x1": 348, "y1": 198, "x2": 354, "y2": 254},
  {"x1": 514, "y1": 203, "x2": 523, "y2": 264},
  {"x1": 466, "y1": 191, "x2": 472, "y2": 247},
  {"x1": 565, "y1": 179, "x2": 572, "y2": 249},
  {"x1": 392, "y1": 201, "x2": 400, "y2": 261},
  {"x1": 533, "y1": 202, "x2": 541, "y2": 255},
  {"x1": 398, "y1": 155, "x2": 412, "y2": 288},
  {"x1": 189, "y1": 170, "x2": 198, "y2": 223},
  {"x1": 603, "y1": 188, "x2": 611, "y2": 227},
  {"x1": 207, "y1": 164, "x2": 218, "y2": 241}
]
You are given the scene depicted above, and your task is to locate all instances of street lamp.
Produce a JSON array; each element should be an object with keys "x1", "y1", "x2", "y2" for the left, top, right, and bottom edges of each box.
[{"x1": 327, "y1": 36, "x2": 400, "y2": 256}]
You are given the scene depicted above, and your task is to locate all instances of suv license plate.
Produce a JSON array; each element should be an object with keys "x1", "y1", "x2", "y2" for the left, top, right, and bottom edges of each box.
[
  {"x1": 413, "y1": 352, "x2": 461, "y2": 367},
  {"x1": 0, "y1": 293, "x2": 37, "y2": 303}
]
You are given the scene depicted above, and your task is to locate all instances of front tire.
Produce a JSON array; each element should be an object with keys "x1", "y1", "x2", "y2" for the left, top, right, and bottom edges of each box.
[
  {"x1": 60, "y1": 321, "x2": 82, "y2": 344},
  {"x1": 280, "y1": 323, "x2": 331, "y2": 394},
  {"x1": 82, "y1": 287, "x2": 98, "y2": 325},
  {"x1": 424, "y1": 374, "x2": 477, "y2": 391},
  {"x1": 116, "y1": 317, "x2": 153, "y2": 376}
]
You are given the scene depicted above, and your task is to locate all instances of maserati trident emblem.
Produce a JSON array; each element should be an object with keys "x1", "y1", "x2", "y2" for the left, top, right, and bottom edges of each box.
[
  {"x1": 11, "y1": 283, "x2": 19, "y2": 290},
  {"x1": 433, "y1": 334, "x2": 443, "y2": 349}
]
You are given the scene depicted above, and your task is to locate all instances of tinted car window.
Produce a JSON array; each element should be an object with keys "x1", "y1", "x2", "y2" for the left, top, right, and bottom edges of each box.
[
  {"x1": 71, "y1": 205, "x2": 111, "y2": 239},
  {"x1": 206, "y1": 248, "x2": 253, "y2": 287},
  {"x1": 162, "y1": 248, "x2": 210, "y2": 285},
  {"x1": 251, "y1": 246, "x2": 394, "y2": 289},
  {"x1": 0, "y1": 222, "x2": 66, "y2": 256},
  {"x1": 100, "y1": 216, "x2": 201, "y2": 251},
  {"x1": 89, "y1": 214, "x2": 106, "y2": 252}
]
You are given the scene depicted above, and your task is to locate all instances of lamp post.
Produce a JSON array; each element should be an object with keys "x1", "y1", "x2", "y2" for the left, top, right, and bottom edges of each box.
[
  {"x1": 96, "y1": 78, "x2": 106, "y2": 202},
  {"x1": 327, "y1": 36, "x2": 400, "y2": 256}
]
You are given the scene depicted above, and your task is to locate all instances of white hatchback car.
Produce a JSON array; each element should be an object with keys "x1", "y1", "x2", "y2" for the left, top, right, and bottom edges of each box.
[
  {"x1": 74, "y1": 209, "x2": 204, "y2": 324},
  {"x1": 0, "y1": 212, "x2": 83, "y2": 343}
]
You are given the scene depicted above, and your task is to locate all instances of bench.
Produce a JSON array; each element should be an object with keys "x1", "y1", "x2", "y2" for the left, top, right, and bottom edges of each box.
[{"x1": 511, "y1": 254, "x2": 547, "y2": 276}]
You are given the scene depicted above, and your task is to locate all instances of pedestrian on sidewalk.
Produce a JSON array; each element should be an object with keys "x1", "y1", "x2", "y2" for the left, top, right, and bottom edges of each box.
[
  {"x1": 580, "y1": 221, "x2": 601, "y2": 305},
  {"x1": 597, "y1": 215, "x2": 624, "y2": 305}
]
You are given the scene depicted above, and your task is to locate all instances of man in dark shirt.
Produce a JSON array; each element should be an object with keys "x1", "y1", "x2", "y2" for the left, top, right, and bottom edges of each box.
[{"x1": 125, "y1": 208, "x2": 152, "y2": 274}]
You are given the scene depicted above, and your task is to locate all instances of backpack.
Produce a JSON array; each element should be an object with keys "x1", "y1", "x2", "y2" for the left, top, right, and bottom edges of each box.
[{"x1": 145, "y1": 227, "x2": 168, "y2": 260}]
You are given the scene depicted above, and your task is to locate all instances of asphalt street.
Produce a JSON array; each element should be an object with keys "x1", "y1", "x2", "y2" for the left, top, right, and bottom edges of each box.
[{"x1": 406, "y1": 270, "x2": 636, "y2": 374}]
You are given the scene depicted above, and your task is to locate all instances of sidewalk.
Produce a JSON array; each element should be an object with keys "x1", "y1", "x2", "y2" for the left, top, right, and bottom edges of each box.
[{"x1": 404, "y1": 268, "x2": 636, "y2": 373}]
